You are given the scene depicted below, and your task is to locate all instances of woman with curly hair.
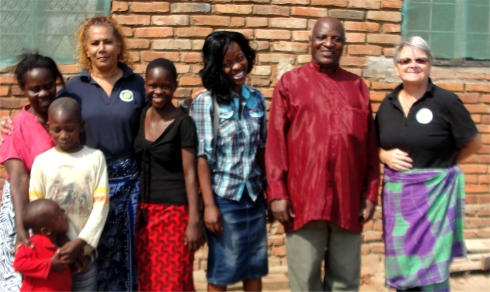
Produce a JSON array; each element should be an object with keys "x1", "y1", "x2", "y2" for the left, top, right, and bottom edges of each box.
[
  {"x1": 189, "y1": 31, "x2": 268, "y2": 291},
  {"x1": 56, "y1": 16, "x2": 145, "y2": 291}
]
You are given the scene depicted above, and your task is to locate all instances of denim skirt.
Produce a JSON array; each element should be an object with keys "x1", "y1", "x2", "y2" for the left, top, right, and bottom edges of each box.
[{"x1": 206, "y1": 192, "x2": 268, "y2": 286}]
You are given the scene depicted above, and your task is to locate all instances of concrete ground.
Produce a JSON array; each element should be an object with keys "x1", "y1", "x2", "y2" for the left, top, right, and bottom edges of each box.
[{"x1": 194, "y1": 269, "x2": 490, "y2": 291}]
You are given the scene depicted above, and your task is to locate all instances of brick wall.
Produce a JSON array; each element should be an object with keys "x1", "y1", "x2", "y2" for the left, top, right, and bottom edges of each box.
[{"x1": 0, "y1": 0, "x2": 489, "y2": 273}]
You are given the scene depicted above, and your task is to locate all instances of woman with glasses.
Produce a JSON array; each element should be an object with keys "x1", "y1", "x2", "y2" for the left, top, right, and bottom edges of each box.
[{"x1": 375, "y1": 36, "x2": 482, "y2": 291}]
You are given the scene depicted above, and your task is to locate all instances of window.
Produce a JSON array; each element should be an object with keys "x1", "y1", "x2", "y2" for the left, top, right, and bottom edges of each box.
[
  {"x1": 402, "y1": 0, "x2": 490, "y2": 65},
  {"x1": 0, "y1": 0, "x2": 111, "y2": 70}
]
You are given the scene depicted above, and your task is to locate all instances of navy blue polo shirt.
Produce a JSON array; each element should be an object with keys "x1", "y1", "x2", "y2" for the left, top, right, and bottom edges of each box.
[
  {"x1": 375, "y1": 80, "x2": 478, "y2": 168},
  {"x1": 57, "y1": 63, "x2": 146, "y2": 157}
]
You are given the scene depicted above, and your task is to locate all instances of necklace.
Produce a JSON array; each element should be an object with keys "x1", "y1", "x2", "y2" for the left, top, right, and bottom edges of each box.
[{"x1": 400, "y1": 91, "x2": 412, "y2": 115}]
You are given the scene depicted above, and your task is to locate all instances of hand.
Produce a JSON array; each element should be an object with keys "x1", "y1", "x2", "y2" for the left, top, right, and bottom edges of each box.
[
  {"x1": 0, "y1": 117, "x2": 13, "y2": 144},
  {"x1": 51, "y1": 249, "x2": 70, "y2": 273},
  {"x1": 361, "y1": 199, "x2": 376, "y2": 224},
  {"x1": 70, "y1": 252, "x2": 88, "y2": 276},
  {"x1": 203, "y1": 204, "x2": 223, "y2": 236},
  {"x1": 271, "y1": 199, "x2": 295, "y2": 228},
  {"x1": 15, "y1": 229, "x2": 33, "y2": 252},
  {"x1": 59, "y1": 238, "x2": 86, "y2": 263},
  {"x1": 266, "y1": 202, "x2": 275, "y2": 224},
  {"x1": 185, "y1": 220, "x2": 205, "y2": 252},
  {"x1": 380, "y1": 148, "x2": 412, "y2": 171}
]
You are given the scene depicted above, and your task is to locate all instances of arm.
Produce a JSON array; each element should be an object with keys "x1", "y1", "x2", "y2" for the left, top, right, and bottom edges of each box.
[
  {"x1": 457, "y1": 134, "x2": 482, "y2": 163},
  {"x1": 379, "y1": 148, "x2": 413, "y2": 171},
  {"x1": 265, "y1": 78, "x2": 295, "y2": 227},
  {"x1": 181, "y1": 146, "x2": 204, "y2": 251},
  {"x1": 13, "y1": 246, "x2": 70, "y2": 278},
  {"x1": 361, "y1": 87, "x2": 380, "y2": 223},
  {"x1": 5, "y1": 159, "x2": 33, "y2": 249},
  {"x1": 60, "y1": 152, "x2": 109, "y2": 261},
  {"x1": 197, "y1": 157, "x2": 222, "y2": 235}
]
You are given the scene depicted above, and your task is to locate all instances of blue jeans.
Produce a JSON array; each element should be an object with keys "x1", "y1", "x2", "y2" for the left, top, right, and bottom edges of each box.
[{"x1": 72, "y1": 259, "x2": 97, "y2": 291}]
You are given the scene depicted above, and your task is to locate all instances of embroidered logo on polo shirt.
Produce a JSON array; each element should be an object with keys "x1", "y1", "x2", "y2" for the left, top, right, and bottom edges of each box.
[
  {"x1": 416, "y1": 108, "x2": 433, "y2": 124},
  {"x1": 120, "y1": 90, "x2": 134, "y2": 102}
]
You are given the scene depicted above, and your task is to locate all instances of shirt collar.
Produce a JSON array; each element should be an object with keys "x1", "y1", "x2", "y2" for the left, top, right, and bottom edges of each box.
[
  {"x1": 31, "y1": 234, "x2": 57, "y2": 249},
  {"x1": 308, "y1": 61, "x2": 341, "y2": 75},
  {"x1": 231, "y1": 84, "x2": 255, "y2": 100},
  {"x1": 387, "y1": 78, "x2": 435, "y2": 102},
  {"x1": 80, "y1": 62, "x2": 134, "y2": 83}
]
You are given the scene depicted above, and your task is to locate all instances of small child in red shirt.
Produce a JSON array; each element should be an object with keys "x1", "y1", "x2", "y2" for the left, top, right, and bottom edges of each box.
[{"x1": 13, "y1": 199, "x2": 72, "y2": 291}]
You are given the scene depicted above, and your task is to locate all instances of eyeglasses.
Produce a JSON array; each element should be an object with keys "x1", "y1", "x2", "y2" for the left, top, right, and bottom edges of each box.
[{"x1": 397, "y1": 57, "x2": 430, "y2": 66}]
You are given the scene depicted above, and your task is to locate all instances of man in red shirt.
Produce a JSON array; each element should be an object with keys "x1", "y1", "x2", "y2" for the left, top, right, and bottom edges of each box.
[{"x1": 266, "y1": 17, "x2": 380, "y2": 291}]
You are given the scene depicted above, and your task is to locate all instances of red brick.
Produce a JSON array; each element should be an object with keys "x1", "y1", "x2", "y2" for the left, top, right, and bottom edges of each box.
[
  {"x1": 483, "y1": 94, "x2": 490, "y2": 104},
  {"x1": 0, "y1": 98, "x2": 28, "y2": 109},
  {"x1": 272, "y1": 41, "x2": 308, "y2": 53},
  {"x1": 291, "y1": 7, "x2": 328, "y2": 17},
  {"x1": 267, "y1": 235, "x2": 285, "y2": 246},
  {"x1": 344, "y1": 21, "x2": 380, "y2": 32},
  {"x1": 127, "y1": 39, "x2": 150, "y2": 49},
  {"x1": 371, "y1": 82, "x2": 397, "y2": 90},
  {"x1": 274, "y1": 0, "x2": 310, "y2": 4},
  {"x1": 111, "y1": 1, "x2": 128, "y2": 12},
  {"x1": 382, "y1": 0, "x2": 403, "y2": 9},
  {"x1": 348, "y1": 45, "x2": 382, "y2": 55},
  {"x1": 371, "y1": 243, "x2": 385, "y2": 254},
  {"x1": 466, "y1": 83, "x2": 490, "y2": 93},
  {"x1": 460, "y1": 164, "x2": 487, "y2": 174},
  {"x1": 170, "y1": 3, "x2": 211, "y2": 13},
  {"x1": 477, "y1": 228, "x2": 490, "y2": 238},
  {"x1": 361, "y1": 244, "x2": 371, "y2": 255},
  {"x1": 367, "y1": 11, "x2": 402, "y2": 22},
  {"x1": 297, "y1": 55, "x2": 312, "y2": 64},
  {"x1": 383, "y1": 48, "x2": 395, "y2": 57},
  {"x1": 113, "y1": 15, "x2": 150, "y2": 26},
  {"x1": 215, "y1": 29, "x2": 253, "y2": 39},
  {"x1": 181, "y1": 53, "x2": 202, "y2": 63},
  {"x1": 0, "y1": 86, "x2": 9, "y2": 96},
  {"x1": 245, "y1": 17, "x2": 268, "y2": 27},
  {"x1": 466, "y1": 105, "x2": 490, "y2": 114},
  {"x1": 255, "y1": 29, "x2": 291, "y2": 40},
  {"x1": 268, "y1": 257, "x2": 282, "y2": 267},
  {"x1": 216, "y1": 4, "x2": 252, "y2": 14},
  {"x1": 348, "y1": 0, "x2": 381, "y2": 9},
  {"x1": 383, "y1": 23, "x2": 400, "y2": 33},
  {"x1": 339, "y1": 56, "x2": 366, "y2": 67},
  {"x1": 121, "y1": 26, "x2": 133, "y2": 37},
  {"x1": 192, "y1": 40, "x2": 205, "y2": 51},
  {"x1": 271, "y1": 246, "x2": 286, "y2": 256},
  {"x1": 275, "y1": 223, "x2": 285, "y2": 234},
  {"x1": 464, "y1": 230, "x2": 477, "y2": 239},
  {"x1": 11, "y1": 86, "x2": 23, "y2": 96},
  {"x1": 369, "y1": 93, "x2": 386, "y2": 102},
  {"x1": 175, "y1": 64, "x2": 190, "y2": 74},
  {"x1": 141, "y1": 51, "x2": 179, "y2": 62},
  {"x1": 367, "y1": 34, "x2": 401, "y2": 45},
  {"x1": 478, "y1": 207, "x2": 490, "y2": 217},
  {"x1": 0, "y1": 75, "x2": 16, "y2": 84},
  {"x1": 152, "y1": 15, "x2": 189, "y2": 26},
  {"x1": 253, "y1": 5, "x2": 289, "y2": 16},
  {"x1": 465, "y1": 174, "x2": 479, "y2": 184},
  {"x1": 56, "y1": 64, "x2": 78, "y2": 74},
  {"x1": 134, "y1": 27, "x2": 173, "y2": 38},
  {"x1": 457, "y1": 94, "x2": 479, "y2": 104},
  {"x1": 292, "y1": 31, "x2": 310, "y2": 42},
  {"x1": 435, "y1": 83, "x2": 464, "y2": 92},
  {"x1": 346, "y1": 32, "x2": 366, "y2": 43},
  {"x1": 250, "y1": 78, "x2": 271, "y2": 87},
  {"x1": 179, "y1": 77, "x2": 202, "y2": 86},
  {"x1": 131, "y1": 2, "x2": 169, "y2": 13},
  {"x1": 363, "y1": 232, "x2": 382, "y2": 242},
  {"x1": 254, "y1": 41, "x2": 270, "y2": 51},
  {"x1": 311, "y1": 0, "x2": 348, "y2": 6},
  {"x1": 230, "y1": 17, "x2": 245, "y2": 27},
  {"x1": 192, "y1": 15, "x2": 230, "y2": 26},
  {"x1": 176, "y1": 27, "x2": 213, "y2": 38},
  {"x1": 329, "y1": 9, "x2": 365, "y2": 20},
  {"x1": 270, "y1": 18, "x2": 307, "y2": 29},
  {"x1": 153, "y1": 39, "x2": 192, "y2": 50},
  {"x1": 466, "y1": 218, "x2": 489, "y2": 228},
  {"x1": 259, "y1": 54, "x2": 295, "y2": 63},
  {"x1": 252, "y1": 66, "x2": 272, "y2": 76},
  {"x1": 129, "y1": 52, "x2": 140, "y2": 62},
  {"x1": 465, "y1": 184, "x2": 489, "y2": 193}
]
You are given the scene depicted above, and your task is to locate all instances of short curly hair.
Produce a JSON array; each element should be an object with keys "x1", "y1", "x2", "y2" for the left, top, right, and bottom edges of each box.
[{"x1": 74, "y1": 16, "x2": 132, "y2": 70}]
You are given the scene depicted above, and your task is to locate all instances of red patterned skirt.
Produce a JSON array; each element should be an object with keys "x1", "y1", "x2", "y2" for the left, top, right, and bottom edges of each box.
[{"x1": 136, "y1": 203, "x2": 195, "y2": 292}]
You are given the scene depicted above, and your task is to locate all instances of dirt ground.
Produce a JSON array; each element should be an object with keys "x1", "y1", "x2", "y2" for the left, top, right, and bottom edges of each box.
[{"x1": 194, "y1": 270, "x2": 490, "y2": 291}]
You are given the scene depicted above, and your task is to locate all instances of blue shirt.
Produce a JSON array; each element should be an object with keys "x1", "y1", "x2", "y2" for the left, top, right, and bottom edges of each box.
[
  {"x1": 189, "y1": 84, "x2": 266, "y2": 201},
  {"x1": 57, "y1": 63, "x2": 146, "y2": 157}
]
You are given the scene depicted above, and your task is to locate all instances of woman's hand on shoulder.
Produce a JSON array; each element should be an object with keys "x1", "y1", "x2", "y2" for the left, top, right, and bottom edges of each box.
[
  {"x1": 379, "y1": 148, "x2": 413, "y2": 171},
  {"x1": 0, "y1": 117, "x2": 13, "y2": 145},
  {"x1": 185, "y1": 219, "x2": 205, "y2": 252}
]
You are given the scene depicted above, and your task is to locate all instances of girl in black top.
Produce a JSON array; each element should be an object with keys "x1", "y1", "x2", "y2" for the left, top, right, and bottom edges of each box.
[{"x1": 134, "y1": 58, "x2": 204, "y2": 291}]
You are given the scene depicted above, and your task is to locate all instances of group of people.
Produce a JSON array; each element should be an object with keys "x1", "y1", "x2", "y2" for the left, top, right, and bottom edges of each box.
[{"x1": 0, "y1": 15, "x2": 482, "y2": 292}]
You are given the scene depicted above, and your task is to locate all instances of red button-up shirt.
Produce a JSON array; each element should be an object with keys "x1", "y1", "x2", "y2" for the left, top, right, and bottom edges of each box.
[
  {"x1": 266, "y1": 62, "x2": 380, "y2": 234},
  {"x1": 13, "y1": 234, "x2": 72, "y2": 292}
]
